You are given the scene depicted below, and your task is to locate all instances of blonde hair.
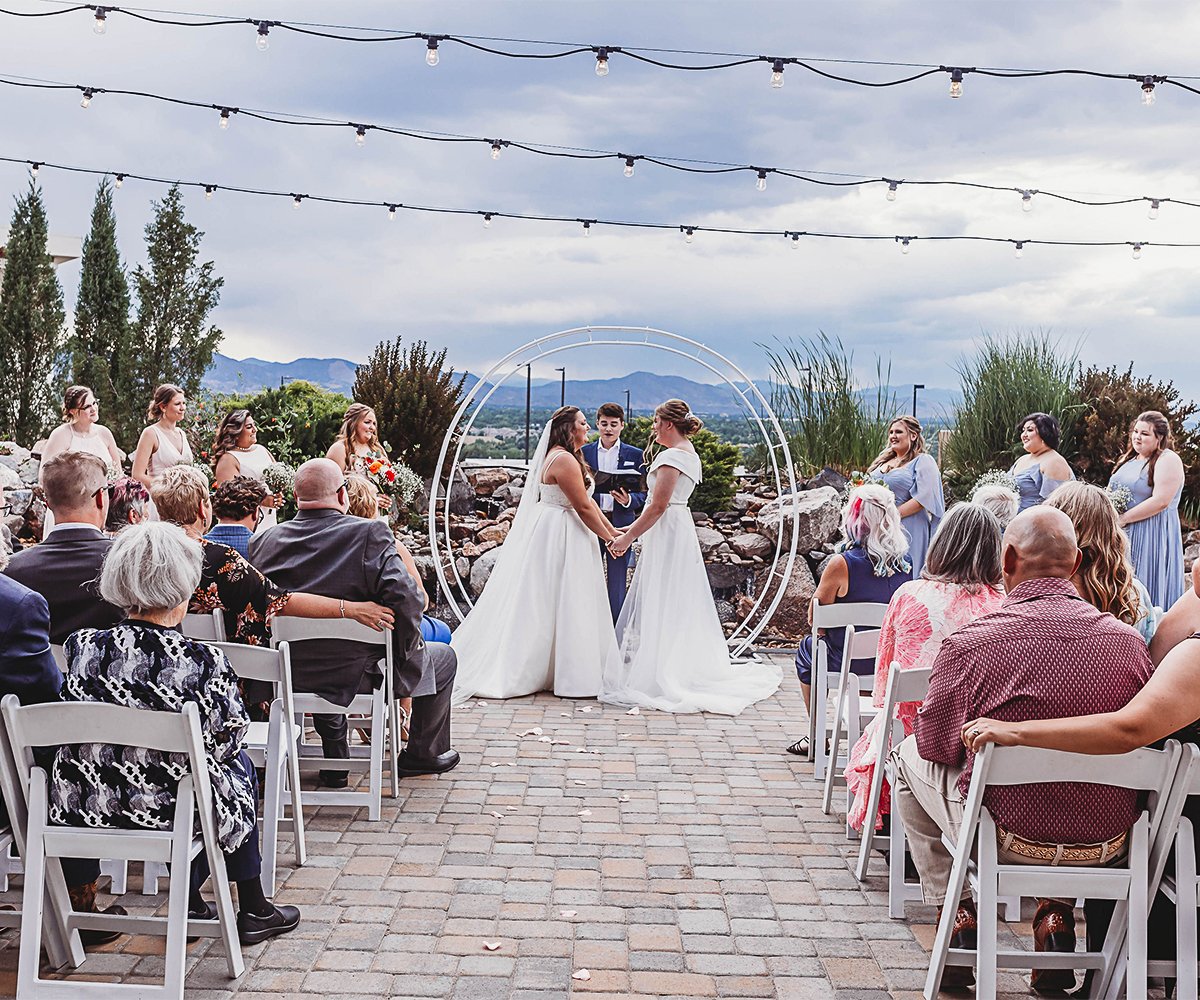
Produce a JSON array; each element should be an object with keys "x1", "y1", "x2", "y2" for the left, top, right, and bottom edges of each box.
[
  {"x1": 1045, "y1": 481, "x2": 1144, "y2": 627},
  {"x1": 334, "y1": 403, "x2": 385, "y2": 469},
  {"x1": 150, "y1": 464, "x2": 210, "y2": 526},
  {"x1": 344, "y1": 473, "x2": 380, "y2": 520},
  {"x1": 839, "y1": 484, "x2": 910, "y2": 576},
  {"x1": 146, "y1": 383, "x2": 185, "y2": 423},
  {"x1": 869, "y1": 414, "x2": 927, "y2": 472},
  {"x1": 646, "y1": 398, "x2": 702, "y2": 463}
]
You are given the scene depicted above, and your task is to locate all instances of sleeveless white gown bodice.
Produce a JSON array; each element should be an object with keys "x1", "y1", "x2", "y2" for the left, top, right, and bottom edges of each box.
[{"x1": 229, "y1": 444, "x2": 278, "y2": 532}]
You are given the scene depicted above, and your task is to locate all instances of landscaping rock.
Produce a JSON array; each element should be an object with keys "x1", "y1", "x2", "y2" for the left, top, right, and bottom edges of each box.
[
  {"x1": 0, "y1": 465, "x2": 20, "y2": 492},
  {"x1": 469, "y1": 547, "x2": 501, "y2": 595},
  {"x1": 477, "y1": 523, "x2": 509, "y2": 544},
  {"x1": 706, "y1": 562, "x2": 754, "y2": 592},
  {"x1": 470, "y1": 468, "x2": 511, "y2": 497},
  {"x1": 755, "y1": 486, "x2": 841, "y2": 553},
  {"x1": 729, "y1": 532, "x2": 773, "y2": 560},
  {"x1": 801, "y1": 467, "x2": 851, "y2": 493},
  {"x1": 5, "y1": 489, "x2": 32, "y2": 518},
  {"x1": 493, "y1": 483, "x2": 523, "y2": 506},
  {"x1": 447, "y1": 470, "x2": 476, "y2": 516},
  {"x1": 695, "y1": 526, "x2": 726, "y2": 557},
  {"x1": 758, "y1": 556, "x2": 817, "y2": 641}
]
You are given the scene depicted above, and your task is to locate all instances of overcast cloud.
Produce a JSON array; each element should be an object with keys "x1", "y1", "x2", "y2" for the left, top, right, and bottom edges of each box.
[{"x1": 2, "y1": 0, "x2": 1198, "y2": 392}]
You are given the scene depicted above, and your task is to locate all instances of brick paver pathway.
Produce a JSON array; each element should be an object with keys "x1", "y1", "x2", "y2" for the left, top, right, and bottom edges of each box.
[{"x1": 0, "y1": 653, "x2": 1148, "y2": 998}]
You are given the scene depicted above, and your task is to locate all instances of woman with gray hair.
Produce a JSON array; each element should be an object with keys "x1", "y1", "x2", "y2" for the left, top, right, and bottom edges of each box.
[
  {"x1": 49, "y1": 522, "x2": 301, "y2": 944},
  {"x1": 970, "y1": 482, "x2": 1020, "y2": 532}
]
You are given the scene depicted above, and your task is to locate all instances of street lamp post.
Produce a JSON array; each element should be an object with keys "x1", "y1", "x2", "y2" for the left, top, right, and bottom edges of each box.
[
  {"x1": 555, "y1": 367, "x2": 566, "y2": 407},
  {"x1": 624, "y1": 388, "x2": 631, "y2": 418},
  {"x1": 524, "y1": 364, "x2": 532, "y2": 464},
  {"x1": 912, "y1": 383, "x2": 925, "y2": 417}
]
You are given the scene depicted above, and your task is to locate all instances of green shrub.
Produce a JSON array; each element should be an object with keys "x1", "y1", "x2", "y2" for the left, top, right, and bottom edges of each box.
[
  {"x1": 621, "y1": 416, "x2": 738, "y2": 515},
  {"x1": 945, "y1": 331, "x2": 1084, "y2": 476},
  {"x1": 763, "y1": 333, "x2": 897, "y2": 476}
]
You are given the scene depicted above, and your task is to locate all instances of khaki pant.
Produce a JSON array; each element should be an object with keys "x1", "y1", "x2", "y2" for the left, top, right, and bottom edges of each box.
[{"x1": 891, "y1": 734, "x2": 1119, "y2": 906}]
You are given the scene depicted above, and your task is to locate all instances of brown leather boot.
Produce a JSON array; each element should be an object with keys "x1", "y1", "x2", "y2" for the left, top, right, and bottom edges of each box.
[
  {"x1": 67, "y1": 879, "x2": 127, "y2": 948},
  {"x1": 937, "y1": 896, "x2": 977, "y2": 990},
  {"x1": 1031, "y1": 898, "x2": 1076, "y2": 994}
]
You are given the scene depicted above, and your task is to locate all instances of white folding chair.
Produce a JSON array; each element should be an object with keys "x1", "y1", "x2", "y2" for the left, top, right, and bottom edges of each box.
[
  {"x1": 821, "y1": 625, "x2": 880, "y2": 829},
  {"x1": 182, "y1": 610, "x2": 227, "y2": 642},
  {"x1": 3, "y1": 695, "x2": 245, "y2": 998},
  {"x1": 0, "y1": 699, "x2": 83, "y2": 972},
  {"x1": 808, "y1": 600, "x2": 888, "y2": 781},
  {"x1": 270, "y1": 618, "x2": 395, "y2": 821},
  {"x1": 211, "y1": 640, "x2": 306, "y2": 896},
  {"x1": 924, "y1": 741, "x2": 1182, "y2": 1000}
]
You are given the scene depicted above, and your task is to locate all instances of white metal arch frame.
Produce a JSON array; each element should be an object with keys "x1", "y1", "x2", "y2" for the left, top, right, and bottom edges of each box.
[{"x1": 428, "y1": 326, "x2": 800, "y2": 658}]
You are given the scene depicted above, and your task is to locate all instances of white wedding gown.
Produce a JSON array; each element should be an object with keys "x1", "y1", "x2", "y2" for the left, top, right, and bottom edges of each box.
[
  {"x1": 450, "y1": 435, "x2": 620, "y2": 703},
  {"x1": 600, "y1": 447, "x2": 782, "y2": 715}
]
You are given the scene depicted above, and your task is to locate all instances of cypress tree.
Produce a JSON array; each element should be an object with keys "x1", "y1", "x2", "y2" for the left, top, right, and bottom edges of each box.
[
  {"x1": 71, "y1": 178, "x2": 134, "y2": 441},
  {"x1": 0, "y1": 179, "x2": 67, "y2": 442},
  {"x1": 129, "y1": 185, "x2": 223, "y2": 422}
]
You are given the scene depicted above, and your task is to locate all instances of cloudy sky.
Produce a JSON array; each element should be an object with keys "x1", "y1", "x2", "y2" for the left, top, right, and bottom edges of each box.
[{"x1": 3, "y1": 0, "x2": 1199, "y2": 392}]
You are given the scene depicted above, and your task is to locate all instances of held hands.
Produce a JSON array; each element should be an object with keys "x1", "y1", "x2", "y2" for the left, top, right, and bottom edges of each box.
[
  {"x1": 607, "y1": 533, "x2": 631, "y2": 558},
  {"x1": 348, "y1": 601, "x2": 396, "y2": 632},
  {"x1": 961, "y1": 717, "x2": 1020, "y2": 752}
]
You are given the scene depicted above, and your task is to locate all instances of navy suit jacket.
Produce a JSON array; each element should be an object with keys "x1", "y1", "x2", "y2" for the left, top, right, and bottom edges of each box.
[
  {"x1": 0, "y1": 574, "x2": 64, "y2": 827},
  {"x1": 581, "y1": 440, "x2": 647, "y2": 530}
]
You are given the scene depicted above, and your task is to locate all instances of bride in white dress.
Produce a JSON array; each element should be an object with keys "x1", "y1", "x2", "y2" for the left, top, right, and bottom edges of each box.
[
  {"x1": 451, "y1": 406, "x2": 622, "y2": 704},
  {"x1": 601, "y1": 399, "x2": 782, "y2": 715}
]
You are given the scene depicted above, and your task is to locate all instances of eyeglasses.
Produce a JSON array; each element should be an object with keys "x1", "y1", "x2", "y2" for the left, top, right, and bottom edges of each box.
[{"x1": 339, "y1": 479, "x2": 350, "y2": 494}]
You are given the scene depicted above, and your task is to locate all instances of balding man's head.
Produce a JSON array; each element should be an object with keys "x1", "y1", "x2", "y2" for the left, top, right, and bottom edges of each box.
[
  {"x1": 1001, "y1": 506, "x2": 1082, "y2": 591},
  {"x1": 295, "y1": 458, "x2": 347, "y2": 511}
]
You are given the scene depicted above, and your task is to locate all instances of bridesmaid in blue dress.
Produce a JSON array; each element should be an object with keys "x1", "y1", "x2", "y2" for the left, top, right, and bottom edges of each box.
[
  {"x1": 868, "y1": 415, "x2": 945, "y2": 577},
  {"x1": 1009, "y1": 412, "x2": 1075, "y2": 512},
  {"x1": 1108, "y1": 410, "x2": 1186, "y2": 612}
]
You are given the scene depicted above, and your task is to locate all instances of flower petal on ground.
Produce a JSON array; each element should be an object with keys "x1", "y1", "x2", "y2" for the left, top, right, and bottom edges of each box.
[
  {"x1": 483, "y1": 941, "x2": 501, "y2": 951},
  {"x1": 625, "y1": 706, "x2": 640, "y2": 715},
  {"x1": 572, "y1": 969, "x2": 591, "y2": 981}
]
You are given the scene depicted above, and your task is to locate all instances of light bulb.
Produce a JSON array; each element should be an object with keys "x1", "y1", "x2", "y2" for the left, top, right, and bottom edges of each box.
[
  {"x1": 899, "y1": 237, "x2": 911, "y2": 254},
  {"x1": 684, "y1": 227, "x2": 695, "y2": 244},
  {"x1": 595, "y1": 47, "x2": 609, "y2": 77},
  {"x1": 755, "y1": 170, "x2": 767, "y2": 192},
  {"x1": 886, "y1": 180, "x2": 898, "y2": 202},
  {"x1": 623, "y1": 157, "x2": 635, "y2": 178},
  {"x1": 582, "y1": 221, "x2": 591, "y2": 237},
  {"x1": 30, "y1": 162, "x2": 39, "y2": 179},
  {"x1": 483, "y1": 213, "x2": 493, "y2": 229},
  {"x1": 80, "y1": 88, "x2": 94, "y2": 109},
  {"x1": 256, "y1": 21, "x2": 270, "y2": 51},
  {"x1": 1021, "y1": 191, "x2": 1033, "y2": 212},
  {"x1": 949, "y1": 69, "x2": 964, "y2": 99},
  {"x1": 93, "y1": 7, "x2": 107, "y2": 34},
  {"x1": 790, "y1": 233, "x2": 800, "y2": 249},
  {"x1": 219, "y1": 108, "x2": 231, "y2": 130},
  {"x1": 387, "y1": 204, "x2": 397, "y2": 221},
  {"x1": 1014, "y1": 241, "x2": 1024, "y2": 259},
  {"x1": 1132, "y1": 242, "x2": 1143, "y2": 260},
  {"x1": 426, "y1": 38, "x2": 440, "y2": 66},
  {"x1": 355, "y1": 126, "x2": 367, "y2": 147},
  {"x1": 1148, "y1": 199, "x2": 1160, "y2": 220},
  {"x1": 292, "y1": 194, "x2": 302, "y2": 210},
  {"x1": 205, "y1": 185, "x2": 215, "y2": 201},
  {"x1": 1141, "y1": 77, "x2": 1155, "y2": 106},
  {"x1": 114, "y1": 173, "x2": 123, "y2": 189},
  {"x1": 490, "y1": 141, "x2": 502, "y2": 160},
  {"x1": 770, "y1": 59, "x2": 785, "y2": 89}
]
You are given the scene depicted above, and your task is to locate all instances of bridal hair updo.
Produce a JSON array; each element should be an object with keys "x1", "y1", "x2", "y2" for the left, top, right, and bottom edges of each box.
[
  {"x1": 62, "y1": 385, "x2": 94, "y2": 421},
  {"x1": 211, "y1": 409, "x2": 252, "y2": 470},
  {"x1": 546, "y1": 405, "x2": 591, "y2": 483},
  {"x1": 147, "y1": 383, "x2": 185, "y2": 423},
  {"x1": 655, "y1": 399, "x2": 703, "y2": 437}
]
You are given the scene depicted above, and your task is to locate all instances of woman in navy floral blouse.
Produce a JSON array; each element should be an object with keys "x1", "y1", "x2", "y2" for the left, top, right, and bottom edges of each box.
[{"x1": 52, "y1": 522, "x2": 301, "y2": 944}]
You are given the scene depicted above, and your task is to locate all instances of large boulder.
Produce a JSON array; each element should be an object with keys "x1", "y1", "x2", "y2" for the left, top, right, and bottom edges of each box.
[
  {"x1": 728, "y1": 531, "x2": 774, "y2": 560},
  {"x1": 469, "y1": 547, "x2": 502, "y2": 595},
  {"x1": 801, "y1": 467, "x2": 850, "y2": 493},
  {"x1": 706, "y1": 562, "x2": 755, "y2": 592},
  {"x1": 0, "y1": 443, "x2": 31, "y2": 473},
  {"x1": 695, "y1": 526, "x2": 726, "y2": 557},
  {"x1": 477, "y1": 522, "x2": 509, "y2": 544},
  {"x1": 492, "y1": 483, "x2": 523, "y2": 507},
  {"x1": 0, "y1": 464, "x2": 20, "y2": 491},
  {"x1": 470, "y1": 468, "x2": 511, "y2": 497},
  {"x1": 755, "y1": 487, "x2": 841, "y2": 553},
  {"x1": 6, "y1": 489, "x2": 32, "y2": 518},
  {"x1": 758, "y1": 556, "x2": 817, "y2": 641}
]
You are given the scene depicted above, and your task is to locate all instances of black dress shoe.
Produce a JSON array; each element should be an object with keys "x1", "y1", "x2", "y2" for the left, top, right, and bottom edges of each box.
[
  {"x1": 79, "y1": 904, "x2": 128, "y2": 947},
  {"x1": 237, "y1": 904, "x2": 300, "y2": 945},
  {"x1": 317, "y1": 769, "x2": 349, "y2": 789},
  {"x1": 394, "y1": 749, "x2": 460, "y2": 777},
  {"x1": 187, "y1": 900, "x2": 217, "y2": 942}
]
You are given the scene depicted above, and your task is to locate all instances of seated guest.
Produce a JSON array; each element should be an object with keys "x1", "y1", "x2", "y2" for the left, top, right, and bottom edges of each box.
[
  {"x1": 205, "y1": 476, "x2": 270, "y2": 558},
  {"x1": 1150, "y1": 560, "x2": 1200, "y2": 665},
  {"x1": 789, "y1": 484, "x2": 912, "y2": 756},
  {"x1": 970, "y1": 481, "x2": 1020, "y2": 532},
  {"x1": 844, "y1": 502, "x2": 1005, "y2": 831},
  {"x1": 250, "y1": 459, "x2": 458, "y2": 783},
  {"x1": 1045, "y1": 481, "x2": 1158, "y2": 643},
  {"x1": 5, "y1": 452, "x2": 122, "y2": 642},
  {"x1": 893, "y1": 506, "x2": 1154, "y2": 992},
  {"x1": 105, "y1": 476, "x2": 149, "y2": 536},
  {"x1": 53, "y1": 522, "x2": 299, "y2": 942},
  {"x1": 151, "y1": 466, "x2": 393, "y2": 647}
]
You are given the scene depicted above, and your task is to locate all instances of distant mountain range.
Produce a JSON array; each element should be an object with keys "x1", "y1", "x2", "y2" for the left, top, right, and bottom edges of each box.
[{"x1": 203, "y1": 353, "x2": 959, "y2": 418}]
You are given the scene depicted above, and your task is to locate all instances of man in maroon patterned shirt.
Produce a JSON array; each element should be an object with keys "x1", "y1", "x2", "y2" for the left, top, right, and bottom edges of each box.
[{"x1": 892, "y1": 506, "x2": 1153, "y2": 992}]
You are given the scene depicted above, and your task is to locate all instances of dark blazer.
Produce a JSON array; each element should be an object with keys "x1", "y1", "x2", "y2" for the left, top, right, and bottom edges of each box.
[
  {"x1": 4, "y1": 525, "x2": 121, "y2": 643},
  {"x1": 248, "y1": 508, "x2": 429, "y2": 706},
  {"x1": 0, "y1": 573, "x2": 64, "y2": 827},
  {"x1": 581, "y1": 440, "x2": 647, "y2": 530}
]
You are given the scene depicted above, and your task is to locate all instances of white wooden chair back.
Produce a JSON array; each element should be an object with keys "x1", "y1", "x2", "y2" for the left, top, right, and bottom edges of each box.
[
  {"x1": 821, "y1": 624, "x2": 882, "y2": 821},
  {"x1": 182, "y1": 610, "x2": 226, "y2": 642},
  {"x1": 925, "y1": 741, "x2": 1182, "y2": 1000},
  {"x1": 1, "y1": 695, "x2": 245, "y2": 997}
]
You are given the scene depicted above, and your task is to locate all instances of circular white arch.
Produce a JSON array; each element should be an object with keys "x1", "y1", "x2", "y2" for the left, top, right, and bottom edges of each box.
[{"x1": 428, "y1": 326, "x2": 800, "y2": 658}]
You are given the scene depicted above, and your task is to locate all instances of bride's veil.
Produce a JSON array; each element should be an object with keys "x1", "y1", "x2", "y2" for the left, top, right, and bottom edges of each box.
[{"x1": 499, "y1": 418, "x2": 553, "y2": 562}]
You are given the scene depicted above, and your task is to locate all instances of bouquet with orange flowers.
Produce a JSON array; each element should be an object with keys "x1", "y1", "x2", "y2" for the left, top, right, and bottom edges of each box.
[{"x1": 364, "y1": 457, "x2": 422, "y2": 509}]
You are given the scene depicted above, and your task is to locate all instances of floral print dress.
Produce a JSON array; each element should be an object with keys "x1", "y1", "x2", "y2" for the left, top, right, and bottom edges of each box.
[
  {"x1": 189, "y1": 538, "x2": 291, "y2": 646},
  {"x1": 844, "y1": 579, "x2": 1005, "y2": 830}
]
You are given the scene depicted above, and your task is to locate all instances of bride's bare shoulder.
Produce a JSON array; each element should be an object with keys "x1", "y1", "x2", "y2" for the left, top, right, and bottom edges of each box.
[{"x1": 542, "y1": 448, "x2": 582, "y2": 484}]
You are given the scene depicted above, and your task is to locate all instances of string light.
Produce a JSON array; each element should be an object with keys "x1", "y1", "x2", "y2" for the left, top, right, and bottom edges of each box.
[
  {"x1": 483, "y1": 212, "x2": 493, "y2": 228},
  {"x1": 387, "y1": 203, "x2": 397, "y2": 220},
  {"x1": 1014, "y1": 241, "x2": 1024, "y2": 259},
  {"x1": 582, "y1": 220, "x2": 592, "y2": 236},
  {"x1": 948, "y1": 68, "x2": 964, "y2": 99},
  {"x1": 789, "y1": 232, "x2": 801, "y2": 249},
  {"x1": 255, "y1": 20, "x2": 270, "y2": 51},
  {"x1": 1141, "y1": 76, "x2": 1156, "y2": 106},
  {"x1": 91, "y1": 6, "x2": 106, "y2": 34},
  {"x1": 898, "y1": 236, "x2": 911, "y2": 254},
  {"x1": 1021, "y1": 190, "x2": 1034, "y2": 212},
  {"x1": 623, "y1": 156, "x2": 635, "y2": 178},
  {"x1": 755, "y1": 169, "x2": 768, "y2": 192},
  {"x1": 594, "y1": 46, "x2": 610, "y2": 77},
  {"x1": 113, "y1": 173, "x2": 123, "y2": 189},
  {"x1": 354, "y1": 125, "x2": 367, "y2": 146},
  {"x1": 683, "y1": 226, "x2": 695, "y2": 244},
  {"x1": 1148, "y1": 198, "x2": 1160, "y2": 220},
  {"x1": 204, "y1": 184, "x2": 215, "y2": 200},
  {"x1": 30, "y1": 161, "x2": 39, "y2": 178},
  {"x1": 769, "y1": 58, "x2": 785, "y2": 89},
  {"x1": 291, "y1": 193, "x2": 303, "y2": 209},
  {"x1": 490, "y1": 140, "x2": 504, "y2": 160},
  {"x1": 218, "y1": 107, "x2": 233, "y2": 129},
  {"x1": 886, "y1": 180, "x2": 899, "y2": 202},
  {"x1": 1132, "y1": 242, "x2": 1143, "y2": 259},
  {"x1": 425, "y1": 36, "x2": 440, "y2": 66}
]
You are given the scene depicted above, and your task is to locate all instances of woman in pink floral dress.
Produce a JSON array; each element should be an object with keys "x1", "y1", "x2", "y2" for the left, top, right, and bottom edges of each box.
[{"x1": 844, "y1": 502, "x2": 1006, "y2": 830}]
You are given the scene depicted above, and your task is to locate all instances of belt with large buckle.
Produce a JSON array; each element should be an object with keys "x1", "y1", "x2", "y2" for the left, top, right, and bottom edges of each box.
[{"x1": 996, "y1": 825, "x2": 1127, "y2": 864}]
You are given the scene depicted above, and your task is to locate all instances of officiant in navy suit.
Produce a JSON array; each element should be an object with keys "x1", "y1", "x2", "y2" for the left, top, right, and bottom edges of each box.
[{"x1": 582, "y1": 403, "x2": 647, "y2": 622}]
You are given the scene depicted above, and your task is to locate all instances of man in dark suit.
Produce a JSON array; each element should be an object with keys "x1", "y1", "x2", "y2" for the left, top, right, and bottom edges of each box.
[
  {"x1": 581, "y1": 402, "x2": 647, "y2": 622},
  {"x1": 250, "y1": 458, "x2": 458, "y2": 780},
  {"x1": 5, "y1": 452, "x2": 121, "y2": 642}
]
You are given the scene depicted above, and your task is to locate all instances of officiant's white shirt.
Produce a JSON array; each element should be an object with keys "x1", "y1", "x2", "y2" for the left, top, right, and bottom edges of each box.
[{"x1": 597, "y1": 439, "x2": 620, "y2": 512}]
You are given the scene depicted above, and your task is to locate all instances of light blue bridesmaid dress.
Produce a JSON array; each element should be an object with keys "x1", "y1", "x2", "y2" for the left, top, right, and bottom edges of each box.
[
  {"x1": 871, "y1": 453, "x2": 945, "y2": 577},
  {"x1": 1108, "y1": 457, "x2": 1185, "y2": 612},
  {"x1": 1009, "y1": 458, "x2": 1074, "y2": 512}
]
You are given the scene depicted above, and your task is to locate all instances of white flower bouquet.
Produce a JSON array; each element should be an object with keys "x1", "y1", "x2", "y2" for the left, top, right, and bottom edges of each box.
[
  {"x1": 262, "y1": 462, "x2": 296, "y2": 500},
  {"x1": 1107, "y1": 483, "x2": 1134, "y2": 515}
]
